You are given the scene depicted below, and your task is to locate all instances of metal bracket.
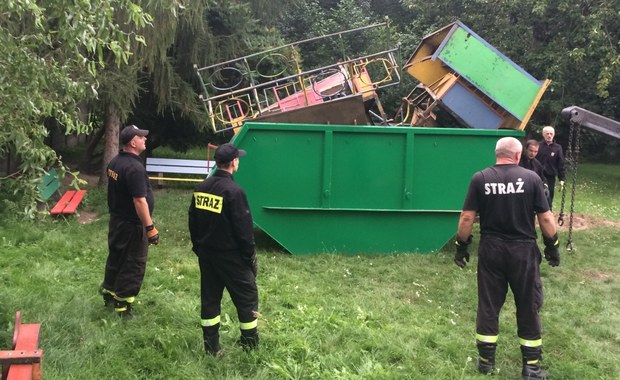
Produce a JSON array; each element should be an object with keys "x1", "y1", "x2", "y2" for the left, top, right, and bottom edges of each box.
[{"x1": 561, "y1": 106, "x2": 620, "y2": 140}]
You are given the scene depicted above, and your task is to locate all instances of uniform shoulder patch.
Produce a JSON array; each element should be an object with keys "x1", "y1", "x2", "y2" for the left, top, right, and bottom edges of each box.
[{"x1": 194, "y1": 192, "x2": 223, "y2": 213}]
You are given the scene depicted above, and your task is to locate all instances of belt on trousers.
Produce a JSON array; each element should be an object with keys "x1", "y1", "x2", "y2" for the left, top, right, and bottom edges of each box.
[{"x1": 481, "y1": 235, "x2": 536, "y2": 243}]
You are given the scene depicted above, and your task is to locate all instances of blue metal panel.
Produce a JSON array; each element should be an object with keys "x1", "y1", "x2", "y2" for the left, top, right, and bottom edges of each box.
[{"x1": 442, "y1": 82, "x2": 503, "y2": 129}]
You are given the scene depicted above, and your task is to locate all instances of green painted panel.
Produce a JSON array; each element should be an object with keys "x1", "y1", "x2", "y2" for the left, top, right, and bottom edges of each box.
[
  {"x1": 39, "y1": 168, "x2": 60, "y2": 201},
  {"x1": 233, "y1": 122, "x2": 523, "y2": 254},
  {"x1": 257, "y1": 209, "x2": 459, "y2": 254},
  {"x1": 234, "y1": 129, "x2": 325, "y2": 208},
  {"x1": 438, "y1": 27, "x2": 541, "y2": 120},
  {"x1": 411, "y1": 133, "x2": 498, "y2": 210},
  {"x1": 330, "y1": 132, "x2": 406, "y2": 209}
]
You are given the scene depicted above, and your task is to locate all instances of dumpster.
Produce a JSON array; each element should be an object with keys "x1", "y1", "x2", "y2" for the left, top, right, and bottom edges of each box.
[{"x1": 232, "y1": 122, "x2": 523, "y2": 254}]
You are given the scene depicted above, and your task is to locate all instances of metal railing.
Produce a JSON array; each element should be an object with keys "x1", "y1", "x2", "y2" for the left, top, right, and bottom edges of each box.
[{"x1": 194, "y1": 21, "x2": 401, "y2": 132}]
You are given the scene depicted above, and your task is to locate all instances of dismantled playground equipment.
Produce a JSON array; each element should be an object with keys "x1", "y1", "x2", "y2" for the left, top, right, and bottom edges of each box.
[
  {"x1": 195, "y1": 21, "x2": 552, "y2": 255},
  {"x1": 195, "y1": 20, "x2": 400, "y2": 131},
  {"x1": 398, "y1": 21, "x2": 550, "y2": 130},
  {"x1": 557, "y1": 106, "x2": 620, "y2": 252}
]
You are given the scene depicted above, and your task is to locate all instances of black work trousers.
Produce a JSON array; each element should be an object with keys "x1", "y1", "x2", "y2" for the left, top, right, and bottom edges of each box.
[
  {"x1": 476, "y1": 237, "x2": 543, "y2": 341},
  {"x1": 198, "y1": 251, "x2": 258, "y2": 324},
  {"x1": 103, "y1": 215, "x2": 148, "y2": 299}
]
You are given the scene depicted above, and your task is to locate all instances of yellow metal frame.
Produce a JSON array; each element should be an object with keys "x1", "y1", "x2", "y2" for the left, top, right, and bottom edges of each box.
[
  {"x1": 149, "y1": 176, "x2": 203, "y2": 183},
  {"x1": 518, "y1": 79, "x2": 552, "y2": 130}
]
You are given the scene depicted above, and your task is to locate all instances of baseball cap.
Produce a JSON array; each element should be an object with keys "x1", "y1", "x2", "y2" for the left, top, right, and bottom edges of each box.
[
  {"x1": 120, "y1": 125, "x2": 149, "y2": 145},
  {"x1": 214, "y1": 143, "x2": 246, "y2": 164}
]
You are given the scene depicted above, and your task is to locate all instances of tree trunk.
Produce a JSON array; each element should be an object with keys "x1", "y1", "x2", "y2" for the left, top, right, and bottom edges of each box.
[
  {"x1": 98, "y1": 109, "x2": 121, "y2": 187},
  {"x1": 79, "y1": 126, "x2": 105, "y2": 173}
]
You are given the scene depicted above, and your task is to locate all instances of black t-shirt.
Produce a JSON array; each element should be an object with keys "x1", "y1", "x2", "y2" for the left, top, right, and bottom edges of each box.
[
  {"x1": 518, "y1": 156, "x2": 547, "y2": 185},
  {"x1": 107, "y1": 151, "x2": 154, "y2": 224},
  {"x1": 462, "y1": 164, "x2": 549, "y2": 240}
]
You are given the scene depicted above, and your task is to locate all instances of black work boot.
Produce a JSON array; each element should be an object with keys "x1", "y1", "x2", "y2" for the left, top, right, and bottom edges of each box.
[
  {"x1": 114, "y1": 300, "x2": 133, "y2": 319},
  {"x1": 521, "y1": 346, "x2": 547, "y2": 380},
  {"x1": 99, "y1": 286, "x2": 115, "y2": 308},
  {"x1": 238, "y1": 328, "x2": 259, "y2": 351},
  {"x1": 202, "y1": 326, "x2": 222, "y2": 357},
  {"x1": 476, "y1": 341, "x2": 497, "y2": 374},
  {"x1": 103, "y1": 293, "x2": 115, "y2": 307}
]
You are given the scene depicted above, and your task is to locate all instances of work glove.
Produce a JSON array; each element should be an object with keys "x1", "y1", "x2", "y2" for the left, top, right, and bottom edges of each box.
[
  {"x1": 543, "y1": 233, "x2": 560, "y2": 267},
  {"x1": 454, "y1": 235, "x2": 472, "y2": 268},
  {"x1": 145, "y1": 224, "x2": 160, "y2": 245},
  {"x1": 559, "y1": 181, "x2": 565, "y2": 192}
]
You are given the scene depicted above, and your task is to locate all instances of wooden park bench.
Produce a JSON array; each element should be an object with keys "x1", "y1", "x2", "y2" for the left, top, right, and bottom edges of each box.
[
  {"x1": 49, "y1": 190, "x2": 87, "y2": 215},
  {"x1": 146, "y1": 157, "x2": 215, "y2": 183},
  {"x1": 0, "y1": 311, "x2": 43, "y2": 380},
  {"x1": 38, "y1": 169, "x2": 61, "y2": 202},
  {"x1": 38, "y1": 168, "x2": 87, "y2": 216}
]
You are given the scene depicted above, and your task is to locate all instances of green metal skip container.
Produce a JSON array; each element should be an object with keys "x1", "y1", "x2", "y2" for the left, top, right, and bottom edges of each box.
[{"x1": 232, "y1": 122, "x2": 523, "y2": 254}]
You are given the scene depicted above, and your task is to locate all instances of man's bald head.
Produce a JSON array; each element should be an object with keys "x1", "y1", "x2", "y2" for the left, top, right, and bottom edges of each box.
[{"x1": 495, "y1": 137, "x2": 523, "y2": 159}]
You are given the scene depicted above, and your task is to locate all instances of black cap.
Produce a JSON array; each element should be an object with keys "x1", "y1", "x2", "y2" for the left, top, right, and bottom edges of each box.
[
  {"x1": 214, "y1": 143, "x2": 246, "y2": 164},
  {"x1": 120, "y1": 125, "x2": 149, "y2": 145}
]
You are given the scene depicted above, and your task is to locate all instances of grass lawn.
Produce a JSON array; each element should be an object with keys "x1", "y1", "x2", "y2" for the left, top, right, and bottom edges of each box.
[{"x1": 0, "y1": 163, "x2": 618, "y2": 379}]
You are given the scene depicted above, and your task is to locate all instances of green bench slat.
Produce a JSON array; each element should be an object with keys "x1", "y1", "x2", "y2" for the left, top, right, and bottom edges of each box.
[{"x1": 38, "y1": 168, "x2": 61, "y2": 201}]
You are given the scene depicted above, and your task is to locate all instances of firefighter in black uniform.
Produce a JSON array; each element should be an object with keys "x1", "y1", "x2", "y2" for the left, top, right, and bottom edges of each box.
[
  {"x1": 188, "y1": 143, "x2": 258, "y2": 356},
  {"x1": 536, "y1": 126, "x2": 566, "y2": 210},
  {"x1": 101, "y1": 125, "x2": 159, "y2": 319},
  {"x1": 519, "y1": 139, "x2": 550, "y2": 205},
  {"x1": 454, "y1": 137, "x2": 560, "y2": 379}
]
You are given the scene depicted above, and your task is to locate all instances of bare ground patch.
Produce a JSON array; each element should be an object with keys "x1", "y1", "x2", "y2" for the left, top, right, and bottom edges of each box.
[
  {"x1": 78, "y1": 210, "x2": 100, "y2": 225},
  {"x1": 579, "y1": 269, "x2": 615, "y2": 280},
  {"x1": 555, "y1": 213, "x2": 620, "y2": 231}
]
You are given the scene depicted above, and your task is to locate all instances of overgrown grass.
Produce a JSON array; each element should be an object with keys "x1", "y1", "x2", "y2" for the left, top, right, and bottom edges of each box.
[
  {"x1": 0, "y1": 164, "x2": 618, "y2": 379},
  {"x1": 566, "y1": 162, "x2": 620, "y2": 220},
  {"x1": 151, "y1": 146, "x2": 213, "y2": 160}
]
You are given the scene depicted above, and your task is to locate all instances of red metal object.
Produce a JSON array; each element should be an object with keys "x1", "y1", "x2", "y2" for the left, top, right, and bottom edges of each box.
[
  {"x1": 0, "y1": 311, "x2": 43, "y2": 380},
  {"x1": 50, "y1": 190, "x2": 87, "y2": 215}
]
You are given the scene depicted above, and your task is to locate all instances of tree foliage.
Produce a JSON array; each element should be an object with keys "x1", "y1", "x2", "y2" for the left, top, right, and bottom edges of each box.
[
  {"x1": 276, "y1": 0, "x2": 619, "y2": 155},
  {"x1": 93, "y1": 0, "x2": 209, "y2": 186},
  {"x1": 2, "y1": 0, "x2": 618, "y2": 217},
  {"x1": 93, "y1": 0, "x2": 288, "y2": 185},
  {"x1": 0, "y1": 0, "x2": 150, "y2": 217},
  {"x1": 1, "y1": 0, "x2": 288, "y2": 211},
  {"x1": 397, "y1": 0, "x2": 619, "y2": 112},
  {"x1": 398, "y1": 0, "x2": 619, "y2": 154}
]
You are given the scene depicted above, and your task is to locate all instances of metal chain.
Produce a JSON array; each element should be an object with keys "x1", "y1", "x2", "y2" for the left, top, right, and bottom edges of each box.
[
  {"x1": 557, "y1": 122, "x2": 575, "y2": 226},
  {"x1": 565, "y1": 122, "x2": 581, "y2": 252}
]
